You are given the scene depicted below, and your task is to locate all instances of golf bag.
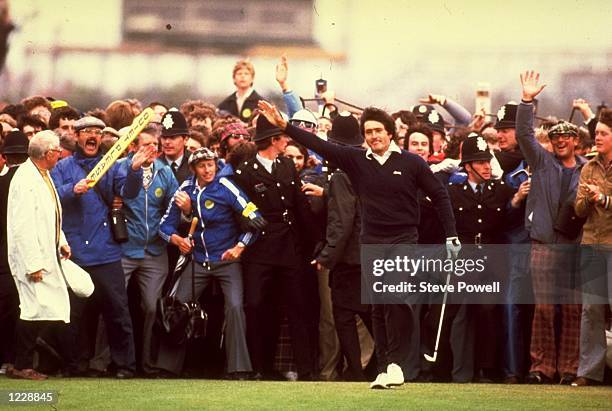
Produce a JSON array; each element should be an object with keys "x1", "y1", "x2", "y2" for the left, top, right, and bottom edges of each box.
[{"x1": 156, "y1": 250, "x2": 208, "y2": 347}]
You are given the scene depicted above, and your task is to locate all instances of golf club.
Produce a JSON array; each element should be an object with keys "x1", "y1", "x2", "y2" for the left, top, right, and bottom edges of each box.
[{"x1": 424, "y1": 269, "x2": 451, "y2": 362}]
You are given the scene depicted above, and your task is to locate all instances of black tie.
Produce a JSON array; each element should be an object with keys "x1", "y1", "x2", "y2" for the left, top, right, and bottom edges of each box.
[
  {"x1": 271, "y1": 161, "x2": 277, "y2": 175},
  {"x1": 171, "y1": 162, "x2": 178, "y2": 175},
  {"x1": 476, "y1": 184, "x2": 483, "y2": 198}
]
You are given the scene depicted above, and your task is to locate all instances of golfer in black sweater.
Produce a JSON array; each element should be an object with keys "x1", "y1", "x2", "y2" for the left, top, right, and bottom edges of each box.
[{"x1": 257, "y1": 101, "x2": 460, "y2": 388}]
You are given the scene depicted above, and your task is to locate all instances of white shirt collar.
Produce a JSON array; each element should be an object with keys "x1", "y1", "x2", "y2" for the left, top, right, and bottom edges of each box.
[
  {"x1": 467, "y1": 180, "x2": 486, "y2": 193},
  {"x1": 165, "y1": 154, "x2": 184, "y2": 168},
  {"x1": 236, "y1": 87, "x2": 254, "y2": 113},
  {"x1": 256, "y1": 153, "x2": 275, "y2": 174},
  {"x1": 365, "y1": 141, "x2": 402, "y2": 165}
]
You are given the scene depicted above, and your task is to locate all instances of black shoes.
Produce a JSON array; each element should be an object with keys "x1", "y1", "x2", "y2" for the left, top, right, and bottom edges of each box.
[
  {"x1": 559, "y1": 373, "x2": 576, "y2": 385},
  {"x1": 525, "y1": 371, "x2": 552, "y2": 384}
]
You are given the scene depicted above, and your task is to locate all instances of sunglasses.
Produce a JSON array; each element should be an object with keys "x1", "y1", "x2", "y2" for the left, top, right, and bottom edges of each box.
[{"x1": 290, "y1": 120, "x2": 317, "y2": 129}]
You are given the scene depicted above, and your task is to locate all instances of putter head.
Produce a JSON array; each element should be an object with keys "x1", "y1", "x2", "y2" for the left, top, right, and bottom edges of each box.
[{"x1": 424, "y1": 352, "x2": 437, "y2": 362}]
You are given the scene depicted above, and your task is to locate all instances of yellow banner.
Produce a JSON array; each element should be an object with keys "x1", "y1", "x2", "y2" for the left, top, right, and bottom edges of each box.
[{"x1": 86, "y1": 107, "x2": 154, "y2": 187}]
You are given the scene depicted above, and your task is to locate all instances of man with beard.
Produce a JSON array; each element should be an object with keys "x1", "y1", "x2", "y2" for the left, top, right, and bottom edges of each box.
[{"x1": 51, "y1": 116, "x2": 149, "y2": 379}]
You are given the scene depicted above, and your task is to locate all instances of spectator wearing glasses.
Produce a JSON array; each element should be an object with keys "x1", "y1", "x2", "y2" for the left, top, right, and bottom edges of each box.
[
  {"x1": 51, "y1": 116, "x2": 146, "y2": 379},
  {"x1": 6, "y1": 131, "x2": 70, "y2": 380},
  {"x1": 290, "y1": 109, "x2": 325, "y2": 174},
  {"x1": 218, "y1": 121, "x2": 251, "y2": 161}
]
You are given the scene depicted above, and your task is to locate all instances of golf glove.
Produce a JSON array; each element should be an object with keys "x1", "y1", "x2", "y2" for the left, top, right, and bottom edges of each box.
[{"x1": 446, "y1": 236, "x2": 461, "y2": 259}]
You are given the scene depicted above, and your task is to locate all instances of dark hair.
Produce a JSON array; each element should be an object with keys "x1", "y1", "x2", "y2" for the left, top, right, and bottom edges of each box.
[
  {"x1": 17, "y1": 114, "x2": 47, "y2": 131},
  {"x1": 226, "y1": 141, "x2": 257, "y2": 169},
  {"x1": 255, "y1": 137, "x2": 273, "y2": 151},
  {"x1": 2, "y1": 153, "x2": 29, "y2": 166},
  {"x1": 1, "y1": 104, "x2": 26, "y2": 121},
  {"x1": 188, "y1": 129, "x2": 205, "y2": 146},
  {"x1": 360, "y1": 107, "x2": 396, "y2": 141},
  {"x1": 392, "y1": 110, "x2": 418, "y2": 129},
  {"x1": 48, "y1": 106, "x2": 80, "y2": 130},
  {"x1": 444, "y1": 130, "x2": 471, "y2": 160},
  {"x1": 404, "y1": 124, "x2": 434, "y2": 155},
  {"x1": 598, "y1": 108, "x2": 612, "y2": 129},
  {"x1": 286, "y1": 140, "x2": 309, "y2": 160},
  {"x1": 205, "y1": 133, "x2": 220, "y2": 149}
]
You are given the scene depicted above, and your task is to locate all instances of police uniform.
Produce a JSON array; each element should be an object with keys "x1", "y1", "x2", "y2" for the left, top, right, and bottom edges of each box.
[
  {"x1": 232, "y1": 116, "x2": 317, "y2": 379},
  {"x1": 448, "y1": 179, "x2": 515, "y2": 246},
  {"x1": 444, "y1": 134, "x2": 516, "y2": 382}
]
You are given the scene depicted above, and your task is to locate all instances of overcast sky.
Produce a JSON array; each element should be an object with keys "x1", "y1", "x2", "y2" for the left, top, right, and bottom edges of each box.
[{"x1": 6, "y1": 0, "x2": 610, "y2": 109}]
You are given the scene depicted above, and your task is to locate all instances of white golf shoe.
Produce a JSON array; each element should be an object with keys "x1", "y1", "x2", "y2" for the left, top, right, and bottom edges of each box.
[
  {"x1": 386, "y1": 363, "x2": 404, "y2": 387},
  {"x1": 369, "y1": 372, "x2": 390, "y2": 389}
]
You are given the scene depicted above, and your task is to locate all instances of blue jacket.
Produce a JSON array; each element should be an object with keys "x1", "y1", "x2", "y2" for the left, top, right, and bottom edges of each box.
[
  {"x1": 118, "y1": 157, "x2": 178, "y2": 259},
  {"x1": 159, "y1": 162, "x2": 261, "y2": 263},
  {"x1": 51, "y1": 150, "x2": 143, "y2": 266}
]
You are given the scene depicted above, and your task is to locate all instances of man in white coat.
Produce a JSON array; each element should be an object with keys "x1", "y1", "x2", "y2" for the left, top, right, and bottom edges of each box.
[{"x1": 7, "y1": 130, "x2": 72, "y2": 380}]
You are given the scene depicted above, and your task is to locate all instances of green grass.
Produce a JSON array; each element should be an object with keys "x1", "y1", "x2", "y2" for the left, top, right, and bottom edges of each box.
[{"x1": 0, "y1": 379, "x2": 610, "y2": 410}]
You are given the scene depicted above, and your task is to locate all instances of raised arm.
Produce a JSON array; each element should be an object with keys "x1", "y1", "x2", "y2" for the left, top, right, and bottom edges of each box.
[
  {"x1": 257, "y1": 100, "x2": 358, "y2": 172},
  {"x1": 420, "y1": 93, "x2": 471, "y2": 126},
  {"x1": 516, "y1": 71, "x2": 548, "y2": 170},
  {"x1": 275, "y1": 55, "x2": 302, "y2": 118}
]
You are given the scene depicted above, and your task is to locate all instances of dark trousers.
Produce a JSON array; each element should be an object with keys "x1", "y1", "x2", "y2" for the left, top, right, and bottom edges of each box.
[
  {"x1": 75, "y1": 261, "x2": 136, "y2": 372},
  {"x1": 330, "y1": 263, "x2": 372, "y2": 381},
  {"x1": 0, "y1": 274, "x2": 19, "y2": 364},
  {"x1": 14, "y1": 320, "x2": 73, "y2": 371},
  {"x1": 371, "y1": 304, "x2": 413, "y2": 373},
  {"x1": 243, "y1": 262, "x2": 315, "y2": 377},
  {"x1": 422, "y1": 303, "x2": 474, "y2": 382},
  {"x1": 475, "y1": 304, "x2": 501, "y2": 373}
]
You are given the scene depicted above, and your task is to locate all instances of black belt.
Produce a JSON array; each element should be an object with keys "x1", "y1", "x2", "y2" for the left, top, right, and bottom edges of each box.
[{"x1": 262, "y1": 210, "x2": 294, "y2": 224}]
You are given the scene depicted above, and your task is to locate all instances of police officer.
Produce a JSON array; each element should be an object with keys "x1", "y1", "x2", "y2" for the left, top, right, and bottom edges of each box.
[
  {"x1": 445, "y1": 133, "x2": 519, "y2": 382},
  {"x1": 232, "y1": 115, "x2": 317, "y2": 380}
]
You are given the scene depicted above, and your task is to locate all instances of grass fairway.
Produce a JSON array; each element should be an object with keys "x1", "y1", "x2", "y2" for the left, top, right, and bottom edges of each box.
[{"x1": 0, "y1": 379, "x2": 610, "y2": 410}]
